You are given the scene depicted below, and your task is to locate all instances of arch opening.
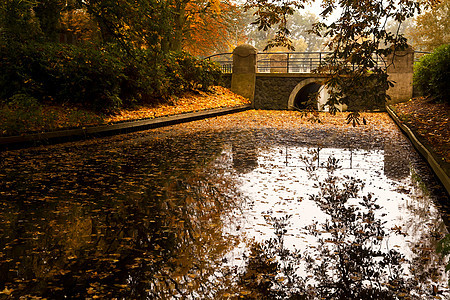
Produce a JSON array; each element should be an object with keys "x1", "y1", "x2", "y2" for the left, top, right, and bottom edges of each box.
[
  {"x1": 293, "y1": 83, "x2": 321, "y2": 110},
  {"x1": 288, "y1": 79, "x2": 345, "y2": 112}
]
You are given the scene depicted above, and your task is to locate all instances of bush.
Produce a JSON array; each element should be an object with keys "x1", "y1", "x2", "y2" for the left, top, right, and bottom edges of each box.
[
  {"x1": 164, "y1": 51, "x2": 222, "y2": 95},
  {"x1": 0, "y1": 42, "x2": 223, "y2": 113},
  {"x1": 0, "y1": 94, "x2": 44, "y2": 135},
  {"x1": 413, "y1": 44, "x2": 450, "y2": 103},
  {"x1": 0, "y1": 42, "x2": 126, "y2": 112}
]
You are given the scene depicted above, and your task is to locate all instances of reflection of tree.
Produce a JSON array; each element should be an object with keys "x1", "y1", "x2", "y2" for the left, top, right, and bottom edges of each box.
[
  {"x1": 0, "y1": 131, "x2": 243, "y2": 299},
  {"x1": 304, "y1": 164, "x2": 410, "y2": 299},
  {"x1": 235, "y1": 155, "x2": 443, "y2": 299},
  {"x1": 236, "y1": 215, "x2": 303, "y2": 299}
]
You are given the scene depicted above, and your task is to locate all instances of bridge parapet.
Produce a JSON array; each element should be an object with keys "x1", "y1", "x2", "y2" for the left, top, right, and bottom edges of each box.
[
  {"x1": 207, "y1": 45, "x2": 419, "y2": 108},
  {"x1": 207, "y1": 51, "x2": 391, "y2": 74},
  {"x1": 207, "y1": 51, "x2": 332, "y2": 74}
]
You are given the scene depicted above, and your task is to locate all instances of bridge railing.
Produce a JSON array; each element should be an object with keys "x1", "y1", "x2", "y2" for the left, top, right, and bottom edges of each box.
[
  {"x1": 414, "y1": 51, "x2": 431, "y2": 62},
  {"x1": 204, "y1": 53, "x2": 233, "y2": 73},
  {"x1": 205, "y1": 51, "x2": 430, "y2": 74},
  {"x1": 257, "y1": 52, "x2": 332, "y2": 73}
]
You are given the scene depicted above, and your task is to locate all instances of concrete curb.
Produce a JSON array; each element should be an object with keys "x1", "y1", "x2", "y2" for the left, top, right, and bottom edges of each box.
[
  {"x1": 0, "y1": 105, "x2": 252, "y2": 150},
  {"x1": 386, "y1": 105, "x2": 450, "y2": 196}
]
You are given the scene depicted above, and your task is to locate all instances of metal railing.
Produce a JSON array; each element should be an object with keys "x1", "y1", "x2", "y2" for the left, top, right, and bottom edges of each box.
[
  {"x1": 256, "y1": 52, "x2": 332, "y2": 73},
  {"x1": 414, "y1": 51, "x2": 431, "y2": 62},
  {"x1": 205, "y1": 51, "x2": 430, "y2": 74},
  {"x1": 205, "y1": 53, "x2": 233, "y2": 73}
]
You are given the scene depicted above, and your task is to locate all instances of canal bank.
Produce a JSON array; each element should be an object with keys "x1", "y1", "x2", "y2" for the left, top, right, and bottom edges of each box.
[
  {"x1": 0, "y1": 105, "x2": 251, "y2": 150},
  {"x1": 387, "y1": 105, "x2": 450, "y2": 196},
  {"x1": 1, "y1": 102, "x2": 449, "y2": 197}
]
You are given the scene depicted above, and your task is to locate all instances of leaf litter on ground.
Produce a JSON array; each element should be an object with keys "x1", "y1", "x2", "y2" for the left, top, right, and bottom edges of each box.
[{"x1": 0, "y1": 86, "x2": 250, "y2": 137}]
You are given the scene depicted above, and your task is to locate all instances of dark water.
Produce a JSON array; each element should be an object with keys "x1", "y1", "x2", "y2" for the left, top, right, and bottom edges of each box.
[{"x1": 0, "y1": 119, "x2": 449, "y2": 299}]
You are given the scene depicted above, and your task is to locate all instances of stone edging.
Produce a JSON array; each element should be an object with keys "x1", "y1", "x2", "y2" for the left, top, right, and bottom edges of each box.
[
  {"x1": 386, "y1": 105, "x2": 450, "y2": 195},
  {"x1": 0, "y1": 105, "x2": 252, "y2": 150}
]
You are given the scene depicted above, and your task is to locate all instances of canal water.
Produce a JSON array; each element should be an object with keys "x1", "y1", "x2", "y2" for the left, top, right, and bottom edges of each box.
[{"x1": 0, "y1": 111, "x2": 449, "y2": 299}]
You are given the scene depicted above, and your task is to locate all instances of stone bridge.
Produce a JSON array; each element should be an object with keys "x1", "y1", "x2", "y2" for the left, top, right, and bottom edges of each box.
[{"x1": 213, "y1": 44, "x2": 416, "y2": 111}]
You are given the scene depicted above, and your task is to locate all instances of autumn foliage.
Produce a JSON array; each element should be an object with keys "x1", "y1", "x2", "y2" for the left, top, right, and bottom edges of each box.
[{"x1": 183, "y1": 1, "x2": 244, "y2": 56}]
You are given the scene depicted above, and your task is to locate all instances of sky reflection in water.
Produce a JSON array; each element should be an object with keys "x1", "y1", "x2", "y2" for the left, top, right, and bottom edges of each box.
[{"x1": 224, "y1": 146, "x2": 447, "y2": 282}]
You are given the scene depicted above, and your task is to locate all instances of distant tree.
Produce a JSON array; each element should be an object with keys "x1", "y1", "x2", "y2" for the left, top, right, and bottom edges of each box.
[
  {"x1": 385, "y1": 17, "x2": 415, "y2": 42},
  {"x1": 59, "y1": 8, "x2": 101, "y2": 44},
  {"x1": 244, "y1": 9, "x2": 323, "y2": 52},
  {"x1": 288, "y1": 11, "x2": 326, "y2": 51},
  {"x1": 408, "y1": 0, "x2": 450, "y2": 51}
]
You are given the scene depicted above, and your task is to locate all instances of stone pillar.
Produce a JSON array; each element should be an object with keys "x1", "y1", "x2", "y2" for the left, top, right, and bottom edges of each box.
[
  {"x1": 231, "y1": 44, "x2": 257, "y2": 103},
  {"x1": 386, "y1": 45, "x2": 414, "y2": 104}
]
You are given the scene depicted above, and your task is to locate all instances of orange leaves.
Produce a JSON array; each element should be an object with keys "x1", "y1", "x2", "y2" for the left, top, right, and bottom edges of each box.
[
  {"x1": 0, "y1": 86, "x2": 249, "y2": 137},
  {"x1": 106, "y1": 86, "x2": 250, "y2": 123},
  {"x1": 182, "y1": 1, "x2": 243, "y2": 56},
  {"x1": 393, "y1": 97, "x2": 450, "y2": 163}
]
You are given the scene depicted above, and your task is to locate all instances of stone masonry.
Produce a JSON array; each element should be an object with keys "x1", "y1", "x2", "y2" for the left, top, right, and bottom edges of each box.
[
  {"x1": 228, "y1": 44, "x2": 415, "y2": 109},
  {"x1": 231, "y1": 44, "x2": 257, "y2": 103},
  {"x1": 386, "y1": 45, "x2": 415, "y2": 104},
  {"x1": 254, "y1": 74, "x2": 324, "y2": 110}
]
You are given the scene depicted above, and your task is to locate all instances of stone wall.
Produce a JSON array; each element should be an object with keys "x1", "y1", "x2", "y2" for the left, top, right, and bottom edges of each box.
[{"x1": 254, "y1": 74, "x2": 311, "y2": 110}]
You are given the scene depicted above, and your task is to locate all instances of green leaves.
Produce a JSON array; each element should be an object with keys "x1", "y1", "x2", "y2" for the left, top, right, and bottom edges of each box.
[{"x1": 413, "y1": 44, "x2": 450, "y2": 104}]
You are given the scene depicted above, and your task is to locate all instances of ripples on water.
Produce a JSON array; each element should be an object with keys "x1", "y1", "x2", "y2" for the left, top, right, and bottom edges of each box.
[{"x1": 0, "y1": 120, "x2": 449, "y2": 299}]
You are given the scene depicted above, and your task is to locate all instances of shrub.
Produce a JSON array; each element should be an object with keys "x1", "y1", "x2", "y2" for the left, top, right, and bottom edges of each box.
[
  {"x1": 0, "y1": 42, "x2": 126, "y2": 112},
  {"x1": 413, "y1": 44, "x2": 450, "y2": 103},
  {"x1": 0, "y1": 94, "x2": 44, "y2": 135},
  {"x1": 166, "y1": 51, "x2": 222, "y2": 94},
  {"x1": 0, "y1": 42, "x2": 223, "y2": 113}
]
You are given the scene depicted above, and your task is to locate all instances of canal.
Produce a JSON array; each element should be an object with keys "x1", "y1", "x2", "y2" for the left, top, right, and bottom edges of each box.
[{"x1": 0, "y1": 111, "x2": 449, "y2": 299}]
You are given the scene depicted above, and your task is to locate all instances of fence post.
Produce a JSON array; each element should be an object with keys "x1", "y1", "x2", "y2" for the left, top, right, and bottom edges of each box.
[
  {"x1": 287, "y1": 53, "x2": 290, "y2": 73},
  {"x1": 231, "y1": 44, "x2": 257, "y2": 103}
]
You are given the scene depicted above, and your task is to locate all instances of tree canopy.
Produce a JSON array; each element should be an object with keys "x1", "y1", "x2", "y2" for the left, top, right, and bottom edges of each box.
[
  {"x1": 243, "y1": 0, "x2": 440, "y2": 118},
  {"x1": 409, "y1": 0, "x2": 449, "y2": 51}
]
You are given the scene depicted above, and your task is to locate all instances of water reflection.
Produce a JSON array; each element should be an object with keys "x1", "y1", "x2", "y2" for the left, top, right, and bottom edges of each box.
[
  {"x1": 0, "y1": 134, "x2": 243, "y2": 299},
  {"x1": 0, "y1": 125, "x2": 448, "y2": 299},
  {"x1": 384, "y1": 131, "x2": 411, "y2": 181},
  {"x1": 230, "y1": 145, "x2": 449, "y2": 298}
]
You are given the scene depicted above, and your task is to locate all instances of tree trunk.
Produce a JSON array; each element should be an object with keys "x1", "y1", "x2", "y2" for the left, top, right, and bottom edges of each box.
[{"x1": 169, "y1": 0, "x2": 187, "y2": 52}]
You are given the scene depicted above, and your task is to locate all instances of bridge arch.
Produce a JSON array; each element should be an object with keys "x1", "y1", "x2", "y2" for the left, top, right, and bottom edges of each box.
[{"x1": 288, "y1": 78, "x2": 325, "y2": 111}]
